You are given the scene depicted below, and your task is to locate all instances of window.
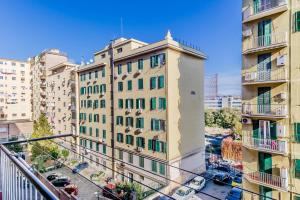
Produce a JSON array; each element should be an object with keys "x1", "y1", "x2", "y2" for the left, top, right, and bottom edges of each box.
[
  {"x1": 126, "y1": 117, "x2": 134, "y2": 127},
  {"x1": 117, "y1": 48, "x2": 123, "y2": 53},
  {"x1": 151, "y1": 160, "x2": 157, "y2": 172},
  {"x1": 89, "y1": 127, "x2": 93, "y2": 136},
  {"x1": 103, "y1": 130, "x2": 106, "y2": 139},
  {"x1": 101, "y1": 54, "x2": 106, "y2": 58},
  {"x1": 102, "y1": 115, "x2": 106, "y2": 124},
  {"x1": 96, "y1": 143, "x2": 100, "y2": 152},
  {"x1": 116, "y1": 116, "x2": 124, "y2": 125},
  {"x1": 126, "y1": 135, "x2": 134, "y2": 145},
  {"x1": 138, "y1": 59, "x2": 143, "y2": 70},
  {"x1": 87, "y1": 86, "x2": 93, "y2": 94},
  {"x1": 296, "y1": 11, "x2": 300, "y2": 32},
  {"x1": 95, "y1": 70, "x2": 98, "y2": 78},
  {"x1": 151, "y1": 119, "x2": 166, "y2": 131},
  {"x1": 102, "y1": 68, "x2": 105, "y2": 77},
  {"x1": 125, "y1": 99, "x2": 134, "y2": 109},
  {"x1": 96, "y1": 128, "x2": 99, "y2": 137},
  {"x1": 138, "y1": 79, "x2": 143, "y2": 90},
  {"x1": 89, "y1": 72, "x2": 92, "y2": 79},
  {"x1": 94, "y1": 100, "x2": 99, "y2": 109},
  {"x1": 150, "y1": 53, "x2": 166, "y2": 68},
  {"x1": 94, "y1": 114, "x2": 99, "y2": 122},
  {"x1": 139, "y1": 157, "x2": 144, "y2": 168},
  {"x1": 136, "y1": 118, "x2": 144, "y2": 128},
  {"x1": 294, "y1": 123, "x2": 300, "y2": 142},
  {"x1": 100, "y1": 100, "x2": 106, "y2": 108},
  {"x1": 127, "y1": 80, "x2": 132, "y2": 91},
  {"x1": 136, "y1": 137, "x2": 145, "y2": 148},
  {"x1": 159, "y1": 163, "x2": 166, "y2": 175},
  {"x1": 136, "y1": 98, "x2": 145, "y2": 109},
  {"x1": 118, "y1": 99, "x2": 124, "y2": 109},
  {"x1": 159, "y1": 98, "x2": 167, "y2": 110},
  {"x1": 103, "y1": 145, "x2": 107, "y2": 154},
  {"x1": 119, "y1": 150, "x2": 123, "y2": 160},
  {"x1": 148, "y1": 139, "x2": 167, "y2": 153},
  {"x1": 89, "y1": 114, "x2": 93, "y2": 122},
  {"x1": 118, "y1": 64, "x2": 122, "y2": 75},
  {"x1": 117, "y1": 133, "x2": 124, "y2": 143},
  {"x1": 295, "y1": 159, "x2": 300, "y2": 178},
  {"x1": 127, "y1": 62, "x2": 132, "y2": 73},
  {"x1": 100, "y1": 84, "x2": 106, "y2": 93},
  {"x1": 158, "y1": 75, "x2": 165, "y2": 89},
  {"x1": 150, "y1": 97, "x2": 156, "y2": 110},
  {"x1": 118, "y1": 82, "x2": 123, "y2": 92},
  {"x1": 89, "y1": 140, "x2": 93, "y2": 149},
  {"x1": 150, "y1": 77, "x2": 156, "y2": 90},
  {"x1": 128, "y1": 153, "x2": 133, "y2": 164},
  {"x1": 93, "y1": 85, "x2": 99, "y2": 94}
]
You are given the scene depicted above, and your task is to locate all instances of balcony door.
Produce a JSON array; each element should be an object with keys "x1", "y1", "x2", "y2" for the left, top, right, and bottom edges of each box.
[
  {"x1": 258, "y1": 19, "x2": 272, "y2": 46},
  {"x1": 257, "y1": 53, "x2": 271, "y2": 81},
  {"x1": 259, "y1": 152, "x2": 272, "y2": 174},
  {"x1": 258, "y1": 87, "x2": 271, "y2": 114}
]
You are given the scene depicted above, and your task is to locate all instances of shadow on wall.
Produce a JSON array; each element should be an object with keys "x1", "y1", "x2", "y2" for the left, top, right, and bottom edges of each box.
[{"x1": 0, "y1": 121, "x2": 33, "y2": 141}]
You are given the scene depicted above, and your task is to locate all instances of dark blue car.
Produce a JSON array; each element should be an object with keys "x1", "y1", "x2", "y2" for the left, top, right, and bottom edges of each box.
[
  {"x1": 72, "y1": 162, "x2": 89, "y2": 173},
  {"x1": 225, "y1": 187, "x2": 243, "y2": 200}
]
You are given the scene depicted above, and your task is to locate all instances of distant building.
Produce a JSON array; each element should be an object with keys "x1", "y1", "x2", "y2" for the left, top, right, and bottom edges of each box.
[
  {"x1": 204, "y1": 74, "x2": 218, "y2": 98},
  {"x1": 205, "y1": 96, "x2": 241, "y2": 110}
]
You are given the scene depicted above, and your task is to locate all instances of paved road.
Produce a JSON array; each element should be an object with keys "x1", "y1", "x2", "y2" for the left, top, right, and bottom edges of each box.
[
  {"x1": 196, "y1": 180, "x2": 231, "y2": 200},
  {"x1": 44, "y1": 167, "x2": 104, "y2": 200}
]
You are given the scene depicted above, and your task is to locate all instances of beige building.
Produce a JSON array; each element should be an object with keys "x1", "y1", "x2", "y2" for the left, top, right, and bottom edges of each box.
[
  {"x1": 30, "y1": 49, "x2": 68, "y2": 121},
  {"x1": 77, "y1": 32, "x2": 206, "y2": 191},
  {"x1": 241, "y1": 0, "x2": 300, "y2": 199},
  {"x1": 0, "y1": 58, "x2": 32, "y2": 140}
]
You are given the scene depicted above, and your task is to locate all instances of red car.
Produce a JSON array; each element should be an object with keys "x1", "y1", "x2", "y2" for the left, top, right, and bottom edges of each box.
[{"x1": 64, "y1": 184, "x2": 78, "y2": 196}]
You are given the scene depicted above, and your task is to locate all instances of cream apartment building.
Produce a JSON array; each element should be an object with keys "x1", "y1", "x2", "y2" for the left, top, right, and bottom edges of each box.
[
  {"x1": 30, "y1": 49, "x2": 68, "y2": 121},
  {"x1": 0, "y1": 58, "x2": 32, "y2": 139},
  {"x1": 77, "y1": 32, "x2": 206, "y2": 190},
  {"x1": 241, "y1": 0, "x2": 300, "y2": 199}
]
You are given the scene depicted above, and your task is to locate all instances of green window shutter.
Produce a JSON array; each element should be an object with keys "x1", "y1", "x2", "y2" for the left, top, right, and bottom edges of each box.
[
  {"x1": 148, "y1": 139, "x2": 153, "y2": 150},
  {"x1": 159, "y1": 163, "x2": 166, "y2": 175},
  {"x1": 295, "y1": 160, "x2": 300, "y2": 178},
  {"x1": 158, "y1": 76, "x2": 165, "y2": 89},
  {"x1": 150, "y1": 97, "x2": 156, "y2": 110},
  {"x1": 118, "y1": 99, "x2": 123, "y2": 109},
  {"x1": 102, "y1": 115, "x2": 106, "y2": 124},
  {"x1": 151, "y1": 119, "x2": 154, "y2": 131},
  {"x1": 138, "y1": 79, "x2": 143, "y2": 90},
  {"x1": 127, "y1": 62, "x2": 132, "y2": 73},
  {"x1": 140, "y1": 118, "x2": 144, "y2": 128},
  {"x1": 96, "y1": 128, "x2": 99, "y2": 137},
  {"x1": 127, "y1": 80, "x2": 132, "y2": 91},
  {"x1": 136, "y1": 99, "x2": 140, "y2": 109},
  {"x1": 155, "y1": 140, "x2": 160, "y2": 152},
  {"x1": 102, "y1": 68, "x2": 105, "y2": 77},
  {"x1": 125, "y1": 99, "x2": 129, "y2": 109},
  {"x1": 141, "y1": 99, "x2": 145, "y2": 109},
  {"x1": 118, "y1": 82, "x2": 123, "y2": 91},
  {"x1": 295, "y1": 11, "x2": 300, "y2": 32},
  {"x1": 103, "y1": 130, "x2": 106, "y2": 139},
  {"x1": 150, "y1": 56, "x2": 154, "y2": 68},
  {"x1": 150, "y1": 77, "x2": 156, "y2": 90},
  {"x1": 152, "y1": 160, "x2": 157, "y2": 172},
  {"x1": 295, "y1": 123, "x2": 300, "y2": 142},
  {"x1": 139, "y1": 157, "x2": 144, "y2": 168},
  {"x1": 126, "y1": 135, "x2": 129, "y2": 144},
  {"x1": 96, "y1": 143, "x2": 99, "y2": 152},
  {"x1": 138, "y1": 59, "x2": 143, "y2": 70},
  {"x1": 103, "y1": 145, "x2": 106, "y2": 154},
  {"x1": 80, "y1": 139, "x2": 83, "y2": 146}
]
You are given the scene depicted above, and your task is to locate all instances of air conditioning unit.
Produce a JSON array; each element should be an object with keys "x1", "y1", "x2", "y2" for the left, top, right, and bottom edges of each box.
[
  {"x1": 136, "y1": 128, "x2": 143, "y2": 133},
  {"x1": 278, "y1": 92, "x2": 287, "y2": 100},
  {"x1": 125, "y1": 126, "x2": 131, "y2": 132},
  {"x1": 100, "y1": 92, "x2": 105, "y2": 96},
  {"x1": 126, "y1": 109, "x2": 132, "y2": 114},
  {"x1": 277, "y1": 55, "x2": 286, "y2": 66},
  {"x1": 245, "y1": 72, "x2": 257, "y2": 81},
  {"x1": 123, "y1": 73, "x2": 128, "y2": 78},
  {"x1": 136, "y1": 70, "x2": 142, "y2": 75},
  {"x1": 242, "y1": 29, "x2": 252, "y2": 37},
  {"x1": 241, "y1": 118, "x2": 252, "y2": 124},
  {"x1": 137, "y1": 109, "x2": 143, "y2": 115},
  {"x1": 277, "y1": 125, "x2": 286, "y2": 137},
  {"x1": 137, "y1": 147, "x2": 143, "y2": 152}
]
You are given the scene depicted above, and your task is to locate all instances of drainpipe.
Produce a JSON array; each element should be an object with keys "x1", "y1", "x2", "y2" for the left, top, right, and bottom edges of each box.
[{"x1": 288, "y1": 0, "x2": 292, "y2": 199}]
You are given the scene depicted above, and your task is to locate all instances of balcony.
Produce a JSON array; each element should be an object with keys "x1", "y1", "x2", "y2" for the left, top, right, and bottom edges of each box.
[
  {"x1": 242, "y1": 0, "x2": 288, "y2": 23},
  {"x1": 243, "y1": 32, "x2": 288, "y2": 54},
  {"x1": 242, "y1": 103, "x2": 288, "y2": 118},
  {"x1": 244, "y1": 170, "x2": 288, "y2": 191},
  {"x1": 242, "y1": 67, "x2": 288, "y2": 85},
  {"x1": 243, "y1": 135, "x2": 288, "y2": 155}
]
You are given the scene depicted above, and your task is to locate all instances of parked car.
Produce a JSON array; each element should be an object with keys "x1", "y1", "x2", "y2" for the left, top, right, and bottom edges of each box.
[
  {"x1": 72, "y1": 162, "x2": 88, "y2": 173},
  {"x1": 225, "y1": 187, "x2": 243, "y2": 200},
  {"x1": 46, "y1": 173, "x2": 61, "y2": 181},
  {"x1": 51, "y1": 177, "x2": 71, "y2": 187},
  {"x1": 231, "y1": 176, "x2": 242, "y2": 187},
  {"x1": 172, "y1": 186, "x2": 195, "y2": 200},
  {"x1": 213, "y1": 172, "x2": 232, "y2": 185},
  {"x1": 64, "y1": 184, "x2": 78, "y2": 196},
  {"x1": 186, "y1": 176, "x2": 206, "y2": 192},
  {"x1": 215, "y1": 166, "x2": 230, "y2": 173}
]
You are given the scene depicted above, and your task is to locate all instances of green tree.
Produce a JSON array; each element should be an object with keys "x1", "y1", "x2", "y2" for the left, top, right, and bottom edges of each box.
[
  {"x1": 116, "y1": 182, "x2": 144, "y2": 200},
  {"x1": 6, "y1": 136, "x2": 23, "y2": 153},
  {"x1": 61, "y1": 149, "x2": 70, "y2": 160},
  {"x1": 205, "y1": 110, "x2": 215, "y2": 127}
]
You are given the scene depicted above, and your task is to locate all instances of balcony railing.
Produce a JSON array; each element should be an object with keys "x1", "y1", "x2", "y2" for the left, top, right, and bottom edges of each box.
[
  {"x1": 243, "y1": 32, "x2": 288, "y2": 54},
  {"x1": 0, "y1": 145, "x2": 58, "y2": 200},
  {"x1": 242, "y1": 103, "x2": 288, "y2": 117},
  {"x1": 243, "y1": 136, "x2": 287, "y2": 154},
  {"x1": 245, "y1": 170, "x2": 288, "y2": 190},
  {"x1": 242, "y1": 67, "x2": 287, "y2": 84},
  {"x1": 243, "y1": 0, "x2": 288, "y2": 21}
]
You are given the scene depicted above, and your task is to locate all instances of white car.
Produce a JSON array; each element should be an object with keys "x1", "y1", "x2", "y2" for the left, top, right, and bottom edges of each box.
[
  {"x1": 172, "y1": 186, "x2": 195, "y2": 200},
  {"x1": 186, "y1": 176, "x2": 206, "y2": 192}
]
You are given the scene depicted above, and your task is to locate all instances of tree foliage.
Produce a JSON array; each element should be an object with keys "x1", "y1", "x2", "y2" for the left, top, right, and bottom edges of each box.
[
  {"x1": 6, "y1": 136, "x2": 23, "y2": 153},
  {"x1": 61, "y1": 149, "x2": 70, "y2": 160},
  {"x1": 205, "y1": 109, "x2": 242, "y2": 135},
  {"x1": 116, "y1": 182, "x2": 144, "y2": 200}
]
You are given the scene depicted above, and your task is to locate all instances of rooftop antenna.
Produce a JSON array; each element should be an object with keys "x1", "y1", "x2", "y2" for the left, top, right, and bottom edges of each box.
[{"x1": 120, "y1": 17, "x2": 124, "y2": 37}]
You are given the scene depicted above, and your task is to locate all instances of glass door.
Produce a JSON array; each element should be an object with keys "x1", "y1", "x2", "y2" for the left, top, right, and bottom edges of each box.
[
  {"x1": 258, "y1": 19, "x2": 272, "y2": 46},
  {"x1": 258, "y1": 87, "x2": 271, "y2": 114},
  {"x1": 257, "y1": 53, "x2": 271, "y2": 81}
]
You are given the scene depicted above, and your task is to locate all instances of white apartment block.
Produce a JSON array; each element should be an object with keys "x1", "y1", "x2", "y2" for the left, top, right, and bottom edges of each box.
[{"x1": 205, "y1": 96, "x2": 242, "y2": 110}]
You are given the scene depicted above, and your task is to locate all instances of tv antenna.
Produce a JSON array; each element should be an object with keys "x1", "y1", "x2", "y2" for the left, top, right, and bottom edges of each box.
[{"x1": 120, "y1": 17, "x2": 124, "y2": 37}]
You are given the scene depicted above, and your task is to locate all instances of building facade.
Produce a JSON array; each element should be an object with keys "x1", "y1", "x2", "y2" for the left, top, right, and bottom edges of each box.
[
  {"x1": 30, "y1": 49, "x2": 68, "y2": 121},
  {"x1": 77, "y1": 32, "x2": 206, "y2": 191},
  {"x1": 205, "y1": 96, "x2": 242, "y2": 110},
  {"x1": 241, "y1": 0, "x2": 300, "y2": 199}
]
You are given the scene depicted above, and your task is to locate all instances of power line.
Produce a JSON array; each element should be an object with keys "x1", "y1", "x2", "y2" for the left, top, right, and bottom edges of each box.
[
  {"x1": 58, "y1": 138, "x2": 276, "y2": 200},
  {"x1": 46, "y1": 140, "x2": 176, "y2": 200},
  {"x1": 28, "y1": 142, "x2": 122, "y2": 200},
  {"x1": 52, "y1": 139, "x2": 222, "y2": 200}
]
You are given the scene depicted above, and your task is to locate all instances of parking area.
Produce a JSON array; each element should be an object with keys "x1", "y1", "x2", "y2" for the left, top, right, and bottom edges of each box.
[
  {"x1": 43, "y1": 167, "x2": 104, "y2": 200},
  {"x1": 196, "y1": 179, "x2": 232, "y2": 200}
]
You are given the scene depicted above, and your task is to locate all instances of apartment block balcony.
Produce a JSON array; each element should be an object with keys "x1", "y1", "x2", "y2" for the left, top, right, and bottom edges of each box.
[
  {"x1": 242, "y1": 103, "x2": 288, "y2": 118},
  {"x1": 244, "y1": 170, "x2": 288, "y2": 191},
  {"x1": 242, "y1": 68, "x2": 288, "y2": 85},
  {"x1": 242, "y1": 0, "x2": 288, "y2": 23},
  {"x1": 243, "y1": 32, "x2": 288, "y2": 54},
  {"x1": 243, "y1": 135, "x2": 288, "y2": 155}
]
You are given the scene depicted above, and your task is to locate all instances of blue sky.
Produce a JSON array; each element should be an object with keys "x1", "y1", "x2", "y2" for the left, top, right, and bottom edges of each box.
[{"x1": 0, "y1": 0, "x2": 242, "y2": 95}]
